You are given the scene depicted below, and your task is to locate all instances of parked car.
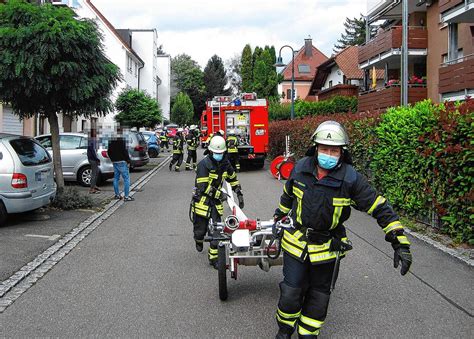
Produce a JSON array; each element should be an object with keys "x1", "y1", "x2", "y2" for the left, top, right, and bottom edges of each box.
[
  {"x1": 125, "y1": 131, "x2": 149, "y2": 169},
  {"x1": 35, "y1": 133, "x2": 114, "y2": 187},
  {"x1": 141, "y1": 131, "x2": 160, "y2": 158},
  {"x1": 0, "y1": 134, "x2": 56, "y2": 226}
]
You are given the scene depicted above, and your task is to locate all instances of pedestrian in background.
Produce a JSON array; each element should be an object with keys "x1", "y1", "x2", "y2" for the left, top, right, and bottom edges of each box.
[
  {"x1": 169, "y1": 128, "x2": 185, "y2": 171},
  {"x1": 108, "y1": 127, "x2": 134, "y2": 201},
  {"x1": 87, "y1": 128, "x2": 101, "y2": 194}
]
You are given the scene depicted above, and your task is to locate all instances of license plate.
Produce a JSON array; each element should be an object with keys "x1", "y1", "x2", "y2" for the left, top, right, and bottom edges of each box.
[{"x1": 36, "y1": 169, "x2": 50, "y2": 182}]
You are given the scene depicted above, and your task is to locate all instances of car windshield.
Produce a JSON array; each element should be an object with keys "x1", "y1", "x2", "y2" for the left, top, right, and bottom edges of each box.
[{"x1": 9, "y1": 138, "x2": 51, "y2": 166}]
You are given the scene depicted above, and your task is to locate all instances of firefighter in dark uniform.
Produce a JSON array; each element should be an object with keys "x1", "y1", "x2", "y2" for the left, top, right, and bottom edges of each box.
[
  {"x1": 226, "y1": 129, "x2": 240, "y2": 172},
  {"x1": 191, "y1": 136, "x2": 245, "y2": 267},
  {"x1": 169, "y1": 128, "x2": 185, "y2": 171},
  {"x1": 185, "y1": 125, "x2": 199, "y2": 171},
  {"x1": 274, "y1": 121, "x2": 412, "y2": 339},
  {"x1": 160, "y1": 130, "x2": 169, "y2": 152}
]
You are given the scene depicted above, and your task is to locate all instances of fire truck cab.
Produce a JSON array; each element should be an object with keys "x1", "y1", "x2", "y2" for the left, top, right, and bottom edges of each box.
[{"x1": 200, "y1": 93, "x2": 268, "y2": 168}]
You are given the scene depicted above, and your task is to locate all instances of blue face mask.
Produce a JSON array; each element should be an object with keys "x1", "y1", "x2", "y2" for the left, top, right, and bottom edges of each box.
[
  {"x1": 317, "y1": 153, "x2": 339, "y2": 170},
  {"x1": 212, "y1": 153, "x2": 224, "y2": 162}
]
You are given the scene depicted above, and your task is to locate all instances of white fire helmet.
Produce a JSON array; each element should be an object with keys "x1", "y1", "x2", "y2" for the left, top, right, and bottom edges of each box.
[
  {"x1": 208, "y1": 135, "x2": 227, "y2": 153},
  {"x1": 311, "y1": 121, "x2": 349, "y2": 146}
]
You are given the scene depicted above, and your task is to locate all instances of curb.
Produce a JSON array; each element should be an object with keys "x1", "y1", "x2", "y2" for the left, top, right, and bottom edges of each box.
[
  {"x1": 0, "y1": 156, "x2": 172, "y2": 313},
  {"x1": 404, "y1": 228, "x2": 474, "y2": 267}
]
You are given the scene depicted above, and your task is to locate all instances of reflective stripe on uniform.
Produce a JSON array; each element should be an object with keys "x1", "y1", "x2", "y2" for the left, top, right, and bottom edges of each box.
[
  {"x1": 277, "y1": 308, "x2": 301, "y2": 320},
  {"x1": 397, "y1": 235, "x2": 410, "y2": 245},
  {"x1": 209, "y1": 173, "x2": 218, "y2": 179},
  {"x1": 331, "y1": 198, "x2": 351, "y2": 229},
  {"x1": 368, "y1": 195, "x2": 387, "y2": 215},
  {"x1": 298, "y1": 324, "x2": 320, "y2": 336},
  {"x1": 278, "y1": 203, "x2": 291, "y2": 213},
  {"x1": 383, "y1": 221, "x2": 404, "y2": 234},
  {"x1": 276, "y1": 314, "x2": 297, "y2": 328},
  {"x1": 283, "y1": 230, "x2": 306, "y2": 248},
  {"x1": 208, "y1": 247, "x2": 218, "y2": 260},
  {"x1": 281, "y1": 238, "x2": 304, "y2": 258},
  {"x1": 307, "y1": 240, "x2": 331, "y2": 253},
  {"x1": 196, "y1": 177, "x2": 209, "y2": 183},
  {"x1": 292, "y1": 186, "x2": 304, "y2": 225},
  {"x1": 300, "y1": 315, "x2": 324, "y2": 329},
  {"x1": 308, "y1": 251, "x2": 337, "y2": 263}
]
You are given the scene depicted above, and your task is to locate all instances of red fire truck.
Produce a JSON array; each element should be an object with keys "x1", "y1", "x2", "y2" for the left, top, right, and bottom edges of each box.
[{"x1": 200, "y1": 93, "x2": 269, "y2": 168}]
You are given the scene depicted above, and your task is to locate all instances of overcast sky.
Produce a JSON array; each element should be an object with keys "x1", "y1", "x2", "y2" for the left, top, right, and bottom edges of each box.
[{"x1": 93, "y1": 0, "x2": 369, "y2": 68}]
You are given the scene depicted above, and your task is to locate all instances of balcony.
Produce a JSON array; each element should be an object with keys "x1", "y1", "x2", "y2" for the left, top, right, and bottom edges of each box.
[
  {"x1": 317, "y1": 85, "x2": 359, "y2": 101},
  {"x1": 439, "y1": 54, "x2": 474, "y2": 100},
  {"x1": 358, "y1": 26, "x2": 427, "y2": 69},
  {"x1": 358, "y1": 85, "x2": 427, "y2": 112},
  {"x1": 440, "y1": 0, "x2": 474, "y2": 23}
]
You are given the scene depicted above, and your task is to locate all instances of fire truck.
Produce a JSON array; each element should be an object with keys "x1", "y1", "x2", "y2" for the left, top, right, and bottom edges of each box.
[{"x1": 200, "y1": 93, "x2": 269, "y2": 168}]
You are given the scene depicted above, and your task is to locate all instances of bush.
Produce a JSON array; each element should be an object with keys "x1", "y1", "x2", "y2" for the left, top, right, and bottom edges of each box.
[
  {"x1": 268, "y1": 99, "x2": 474, "y2": 243},
  {"x1": 269, "y1": 96, "x2": 358, "y2": 121},
  {"x1": 52, "y1": 187, "x2": 94, "y2": 210}
]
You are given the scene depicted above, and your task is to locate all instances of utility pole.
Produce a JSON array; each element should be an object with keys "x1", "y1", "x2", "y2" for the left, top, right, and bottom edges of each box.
[{"x1": 401, "y1": 0, "x2": 409, "y2": 106}]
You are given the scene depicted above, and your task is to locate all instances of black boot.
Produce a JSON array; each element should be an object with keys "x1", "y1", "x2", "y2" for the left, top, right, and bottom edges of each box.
[
  {"x1": 195, "y1": 242, "x2": 203, "y2": 252},
  {"x1": 276, "y1": 329, "x2": 292, "y2": 339},
  {"x1": 169, "y1": 163, "x2": 172, "y2": 171}
]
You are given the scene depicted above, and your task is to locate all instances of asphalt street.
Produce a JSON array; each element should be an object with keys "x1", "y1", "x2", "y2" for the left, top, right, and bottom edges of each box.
[{"x1": 0, "y1": 153, "x2": 472, "y2": 338}]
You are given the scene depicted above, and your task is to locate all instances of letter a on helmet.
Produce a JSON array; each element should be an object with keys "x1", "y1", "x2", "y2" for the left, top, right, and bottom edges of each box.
[{"x1": 311, "y1": 121, "x2": 349, "y2": 146}]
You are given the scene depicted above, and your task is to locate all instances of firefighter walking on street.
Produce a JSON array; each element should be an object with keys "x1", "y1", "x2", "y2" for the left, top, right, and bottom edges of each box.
[
  {"x1": 169, "y1": 128, "x2": 185, "y2": 171},
  {"x1": 191, "y1": 136, "x2": 245, "y2": 267},
  {"x1": 226, "y1": 129, "x2": 240, "y2": 172},
  {"x1": 185, "y1": 125, "x2": 199, "y2": 171},
  {"x1": 160, "y1": 130, "x2": 169, "y2": 152},
  {"x1": 273, "y1": 121, "x2": 412, "y2": 339}
]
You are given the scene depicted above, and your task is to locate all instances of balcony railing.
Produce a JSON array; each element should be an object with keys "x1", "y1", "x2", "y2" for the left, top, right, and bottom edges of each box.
[
  {"x1": 439, "y1": 0, "x2": 467, "y2": 14},
  {"x1": 317, "y1": 84, "x2": 359, "y2": 101},
  {"x1": 358, "y1": 85, "x2": 427, "y2": 112},
  {"x1": 439, "y1": 54, "x2": 474, "y2": 94},
  {"x1": 358, "y1": 26, "x2": 427, "y2": 65}
]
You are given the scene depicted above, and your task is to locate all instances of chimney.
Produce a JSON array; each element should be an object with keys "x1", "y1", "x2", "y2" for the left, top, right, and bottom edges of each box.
[{"x1": 304, "y1": 37, "x2": 312, "y2": 57}]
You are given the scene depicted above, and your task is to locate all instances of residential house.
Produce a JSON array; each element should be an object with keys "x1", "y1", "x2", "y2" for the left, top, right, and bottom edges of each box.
[
  {"x1": 278, "y1": 38, "x2": 328, "y2": 103},
  {"x1": 358, "y1": 0, "x2": 473, "y2": 112},
  {"x1": 306, "y1": 46, "x2": 384, "y2": 101}
]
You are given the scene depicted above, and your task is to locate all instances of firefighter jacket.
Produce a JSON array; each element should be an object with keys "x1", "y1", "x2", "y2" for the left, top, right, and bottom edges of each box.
[
  {"x1": 277, "y1": 156, "x2": 410, "y2": 265},
  {"x1": 192, "y1": 156, "x2": 241, "y2": 218},
  {"x1": 159, "y1": 133, "x2": 167, "y2": 141},
  {"x1": 226, "y1": 135, "x2": 239, "y2": 153},
  {"x1": 186, "y1": 134, "x2": 198, "y2": 151},
  {"x1": 173, "y1": 135, "x2": 184, "y2": 154}
]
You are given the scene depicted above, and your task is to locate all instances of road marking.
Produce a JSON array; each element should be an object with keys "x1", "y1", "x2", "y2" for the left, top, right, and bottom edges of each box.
[{"x1": 24, "y1": 234, "x2": 61, "y2": 241}]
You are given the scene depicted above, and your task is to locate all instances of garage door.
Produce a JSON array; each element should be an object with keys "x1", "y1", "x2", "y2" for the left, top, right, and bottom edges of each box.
[{"x1": 2, "y1": 106, "x2": 23, "y2": 135}]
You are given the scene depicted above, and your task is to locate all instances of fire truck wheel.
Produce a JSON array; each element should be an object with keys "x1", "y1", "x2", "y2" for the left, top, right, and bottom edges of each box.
[
  {"x1": 218, "y1": 245, "x2": 228, "y2": 301},
  {"x1": 254, "y1": 159, "x2": 265, "y2": 169}
]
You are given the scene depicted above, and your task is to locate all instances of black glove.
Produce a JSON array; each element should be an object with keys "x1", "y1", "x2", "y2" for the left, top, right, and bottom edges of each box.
[
  {"x1": 393, "y1": 245, "x2": 412, "y2": 276},
  {"x1": 330, "y1": 238, "x2": 353, "y2": 252},
  {"x1": 237, "y1": 192, "x2": 244, "y2": 209},
  {"x1": 273, "y1": 208, "x2": 286, "y2": 223},
  {"x1": 208, "y1": 186, "x2": 217, "y2": 198}
]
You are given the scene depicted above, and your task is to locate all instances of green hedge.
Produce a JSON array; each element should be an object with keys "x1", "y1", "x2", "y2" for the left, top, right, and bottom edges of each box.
[
  {"x1": 269, "y1": 96, "x2": 358, "y2": 121},
  {"x1": 268, "y1": 99, "x2": 473, "y2": 243}
]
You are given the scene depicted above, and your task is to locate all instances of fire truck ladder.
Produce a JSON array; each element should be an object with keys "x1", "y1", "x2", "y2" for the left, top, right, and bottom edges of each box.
[{"x1": 211, "y1": 103, "x2": 221, "y2": 133}]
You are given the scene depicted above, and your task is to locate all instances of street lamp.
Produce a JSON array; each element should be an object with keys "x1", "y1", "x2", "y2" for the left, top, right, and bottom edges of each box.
[{"x1": 274, "y1": 45, "x2": 295, "y2": 120}]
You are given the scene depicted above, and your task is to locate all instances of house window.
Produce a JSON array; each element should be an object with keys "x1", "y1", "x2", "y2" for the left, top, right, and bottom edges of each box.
[
  {"x1": 298, "y1": 64, "x2": 310, "y2": 73},
  {"x1": 286, "y1": 89, "x2": 296, "y2": 100},
  {"x1": 329, "y1": 80, "x2": 333, "y2": 88},
  {"x1": 127, "y1": 55, "x2": 132, "y2": 73},
  {"x1": 447, "y1": 23, "x2": 459, "y2": 63},
  {"x1": 134, "y1": 62, "x2": 138, "y2": 77}
]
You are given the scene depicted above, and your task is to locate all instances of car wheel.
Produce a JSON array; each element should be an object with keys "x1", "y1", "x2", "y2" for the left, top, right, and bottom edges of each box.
[
  {"x1": 0, "y1": 201, "x2": 7, "y2": 227},
  {"x1": 149, "y1": 148, "x2": 158, "y2": 158},
  {"x1": 78, "y1": 166, "x2": 92, "y2": 187}
]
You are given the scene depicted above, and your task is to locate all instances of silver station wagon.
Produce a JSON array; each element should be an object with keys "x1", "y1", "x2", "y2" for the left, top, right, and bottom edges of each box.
[
  {"x1": 0, "y1": 134, "x2": 56, "y2": 226},
  {"x1": 35, "y1": 133, "x2": 114, "y2": 186}
]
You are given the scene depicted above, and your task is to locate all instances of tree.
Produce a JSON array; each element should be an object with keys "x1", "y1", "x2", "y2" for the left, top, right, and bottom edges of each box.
[
  {"x1": 171, "y1": 54, "x2": 205, "y2": 122},
  {"x1": 333, "y1": 16, "x2": 377, "y2": 53},
  {"x1": 171, "y1": 92, "x2": 194, "y2": 126},
  {"x1": 241, "y1": 44, "x2": 253, "y2": 92},
  {"x1": 252, "y1": 48, "x2": 279, "y2": 99},
  {"x1": 0, "y1": 0, "x2": 120, "y2": 191},
  {"x1": 203, "y1": 55, "x2": 230, "y2": 100},
  {"x1": 225, "y1": 54, "x2": 242, "y2": 95},
  {"x1": 115, "y1": 89, "x2": 162, "y2": 129}
]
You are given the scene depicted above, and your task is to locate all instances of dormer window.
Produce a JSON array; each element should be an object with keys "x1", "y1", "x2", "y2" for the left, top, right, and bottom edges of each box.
[{"x1": 298, "y1": 64, "x2": 310, "y2": 73}]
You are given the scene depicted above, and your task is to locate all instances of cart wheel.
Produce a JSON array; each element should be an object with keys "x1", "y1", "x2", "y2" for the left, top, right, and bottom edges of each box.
[{"x1": 218, "y1": 245, "x2": 228, "y2": 301}]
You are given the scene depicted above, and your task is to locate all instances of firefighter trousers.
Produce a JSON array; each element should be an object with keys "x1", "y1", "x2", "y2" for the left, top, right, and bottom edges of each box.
[
  {"x1": 228, "y1": 152, "x2": 240, "y2": 171},
  {"x1": 276, "y1": 252, "x2": 338, "y2": 338},
  {"x1": 160, "y1": 140, "x2": 169, "y2": 151},
  {"x1": 193, "y1": 206, "x2": 221, "y2": 264},
  {"x1": 170, "y1": 153, "x2": 183, "y2": 170},
  {"x1": 186, "y1": 150, "x2": 197, "y2": 169}
]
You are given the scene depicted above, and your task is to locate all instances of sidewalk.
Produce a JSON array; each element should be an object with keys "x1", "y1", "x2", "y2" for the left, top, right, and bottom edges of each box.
[{"x1": 0, "y1": 155, "x2": 170, "y2": 282}]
